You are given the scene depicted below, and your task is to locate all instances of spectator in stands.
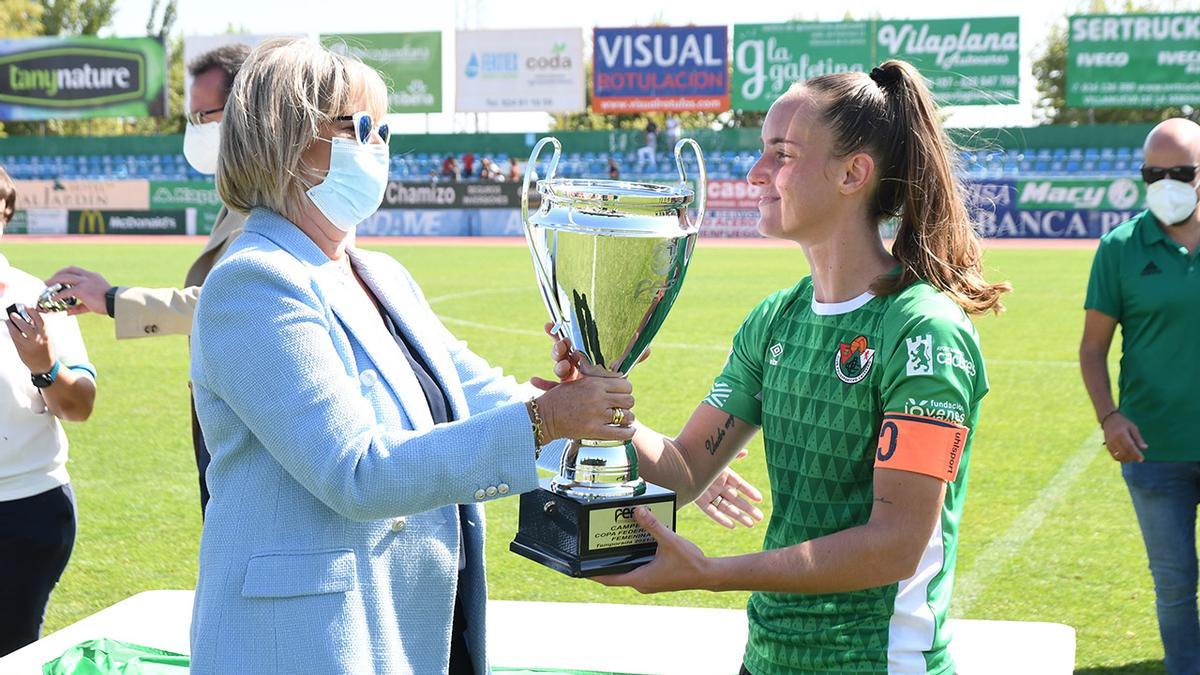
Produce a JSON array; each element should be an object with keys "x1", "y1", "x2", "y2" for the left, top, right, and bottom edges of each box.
[
  {"x1": 462, "y1": 152, "x2": 475, "y2": 179},
  {"x1": 44, "y1": 43, "x2": 251, "y2": 518},
  {"x1": 507, "y1": 157, "x2": 521, "y2": 183},
  {"x1": 483, "y1": 157, "x2": 506, "y2": 182},
  {"x1": 478, "y1": 157, "x2": 493, "y2": 180},
  {"x1": 665, "y1": 115, "x2": 682, "y2": 149},
  {"x1": 637, "y1": 118, "x2": 658, "y2": 166},
  {"x1": 0, "y1": 165, "x2": 98, "y2": 657},
  {"x1": 608, "y1": 157, "x2": 620, "y2": 180},
  {"x1": 186, "y1": 37, "x2": 631, "y2": 674},
  {"x1": 1080, "y1": 117, "x2": 1200, "y2": 675},
  {"x1": 440, "y1": 155, "x2": 460, "y2": 180}
]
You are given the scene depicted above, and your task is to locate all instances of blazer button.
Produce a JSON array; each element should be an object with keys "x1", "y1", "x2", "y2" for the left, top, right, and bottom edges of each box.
[
  {"x1": 359, "y1": 369, "x2": 378, "y2": 387},
  {"x1": 474, "y1": 489, "x2": 486, "y2": 501},
  {"x1": 485, "y1": 486, "x2": 498, "y2": 497},
  {"x1": 390, "y1": 516, "x2": 407, "y2": 532},
  {"x1": 497, "y1": 483, "x2": 510, "y2": 495}
]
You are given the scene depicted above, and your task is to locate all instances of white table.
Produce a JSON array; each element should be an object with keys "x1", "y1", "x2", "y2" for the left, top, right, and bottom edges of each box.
[{"x1": 0, "y1": 591, "x2": 1075, "y2": 674}]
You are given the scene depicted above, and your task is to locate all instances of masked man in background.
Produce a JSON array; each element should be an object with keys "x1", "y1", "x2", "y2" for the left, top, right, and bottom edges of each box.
[
  {"x1": 46, "y1": 43, "x2": 252, "y2": 516},
  {"x1": 1079, "y1": 118, "x2": 1200, "y2": 675}
]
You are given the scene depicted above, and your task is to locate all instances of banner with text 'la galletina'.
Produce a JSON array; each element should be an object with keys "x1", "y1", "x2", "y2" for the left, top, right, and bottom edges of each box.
[
  {"x1": 732, "y1": 22, "x2": 872, "y2": 110},
  {"x1": 593, "y1": 26, "x2": 729, "y2": 113},
  {"x1": 0, "y1": 37, "x2": 166, "y2": 121},
  {"x1": 731, "y1": 18, "x2": 1018, "y2": 110},
  {"x1": 1067, "y1": 13, "x2": 1200, "y2": 108}
]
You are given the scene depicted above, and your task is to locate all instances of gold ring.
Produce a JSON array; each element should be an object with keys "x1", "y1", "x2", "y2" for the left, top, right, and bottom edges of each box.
[
  {"x1": 711, "y1": 495, "x2": 724, "y2": 508},
  {"x1": 610, "y1": 407, "x2": 626, "y2": 426}
]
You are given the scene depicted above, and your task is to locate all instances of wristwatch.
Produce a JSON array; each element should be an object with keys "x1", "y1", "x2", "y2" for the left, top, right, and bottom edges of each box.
[
  {"x1": 105, "y1": 286, "x2": 118, "y2": 318},
  {"x1": 31, "y1": 360, "x2": 61, "y2": 389}
]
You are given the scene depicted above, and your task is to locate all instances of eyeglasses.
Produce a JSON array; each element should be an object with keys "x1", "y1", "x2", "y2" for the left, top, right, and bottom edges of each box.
[
  {"x1": 186, "y1": 107, "x2": 223, "y2": 126},
  {"x1": 1140, "y1": 164, "x2": 1199, "y2": 184},
  {"x1": 334, "y1": 111, "x2": 390, "y2": 145}
]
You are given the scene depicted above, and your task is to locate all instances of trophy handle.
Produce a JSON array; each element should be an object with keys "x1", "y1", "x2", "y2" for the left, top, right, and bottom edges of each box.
[
  {"x1": 673, "y1": 138, "x2": 706, "y2": 233},
  {"x1": 522, "y1": 137, "x2": 566, "y2": 335},
  {"x1": 522, "y1": 137, "x2": 561, "y2": 226}
]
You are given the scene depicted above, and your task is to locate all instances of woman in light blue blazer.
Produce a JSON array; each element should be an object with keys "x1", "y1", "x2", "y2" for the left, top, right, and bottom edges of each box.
[{"x1": 188, "y1": 38, "x2": 636, "y2": 674}]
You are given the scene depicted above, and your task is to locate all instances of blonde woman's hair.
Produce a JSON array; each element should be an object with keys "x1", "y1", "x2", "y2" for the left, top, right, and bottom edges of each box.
[
  {"x1": 799, "y1": 60, "x2": 1010, "y2": 315},
  {"x1": 216, "y1": 37, "x2": 387, "y2": 219}
]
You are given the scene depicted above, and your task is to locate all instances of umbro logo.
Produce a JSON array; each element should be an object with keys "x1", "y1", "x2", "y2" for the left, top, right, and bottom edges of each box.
[
  {"x1": 1141, "y1": 261, "x2": 1162, "y2": 276},
  {"x1": 768, "y1": 342, "x2": 784, "y2": 366}
]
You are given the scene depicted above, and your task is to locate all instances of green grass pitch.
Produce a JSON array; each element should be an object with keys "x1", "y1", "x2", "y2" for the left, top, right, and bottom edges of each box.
[{"x1": 1, "y1": 241, "x2": 1170, "y2": 672}]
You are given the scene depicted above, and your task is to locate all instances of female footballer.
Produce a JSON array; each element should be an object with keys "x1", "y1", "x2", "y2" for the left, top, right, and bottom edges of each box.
[{"x1": 552, "y1": 60, "x2": 1009, "y2": 674}]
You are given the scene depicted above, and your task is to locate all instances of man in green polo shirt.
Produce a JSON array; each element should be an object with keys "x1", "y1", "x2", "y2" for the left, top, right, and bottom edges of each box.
[{"x1": 1080, "y1": 118, "x2": 1200, "y2": 675}]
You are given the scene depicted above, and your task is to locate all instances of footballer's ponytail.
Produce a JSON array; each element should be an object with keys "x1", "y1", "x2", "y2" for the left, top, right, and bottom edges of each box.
[{"x1": 804, "y1": 60, "x2": 1010, "y2": 315}]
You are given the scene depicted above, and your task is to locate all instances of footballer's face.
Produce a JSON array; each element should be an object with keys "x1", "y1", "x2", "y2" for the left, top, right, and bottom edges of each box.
[{"x1": 746, "y1": 89, "x2": 843, "y2": 243}]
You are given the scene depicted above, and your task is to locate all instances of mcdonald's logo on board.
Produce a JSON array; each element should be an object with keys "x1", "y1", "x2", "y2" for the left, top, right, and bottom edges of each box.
[{"x1": 74, "y1": 209, "x2": 105, "y2": 234}]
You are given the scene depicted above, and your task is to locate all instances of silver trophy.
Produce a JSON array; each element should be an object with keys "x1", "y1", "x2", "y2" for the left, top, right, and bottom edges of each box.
[{"x1": 510, "y1": 136, "x2": 705, "y2": 577}]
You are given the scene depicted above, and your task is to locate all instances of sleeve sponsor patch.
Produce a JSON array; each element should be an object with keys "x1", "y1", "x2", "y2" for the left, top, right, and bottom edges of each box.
[{"x1": 874, "y1": 413, "x2": 967, "y2": 483}]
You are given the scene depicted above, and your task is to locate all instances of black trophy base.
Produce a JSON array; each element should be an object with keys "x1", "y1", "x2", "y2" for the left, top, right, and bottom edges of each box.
[{"x1": 510, "y1": 477, "x2": 676, "y2": 578}]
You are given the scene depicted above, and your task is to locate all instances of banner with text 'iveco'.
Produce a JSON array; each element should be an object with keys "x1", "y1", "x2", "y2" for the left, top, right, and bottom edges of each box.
[
  {"x1": 593, "y1": 25, "x2": 729, "y2": 113},
  {"x1": 731, "y1": 18, "x2": 1019, "y2": 110},
  {"x1": 0, "y1": 37, "x2": 166, "y2": 121},
  {"x1": 1067, "y1": 13, "x2": 1200, "y2": 108}
]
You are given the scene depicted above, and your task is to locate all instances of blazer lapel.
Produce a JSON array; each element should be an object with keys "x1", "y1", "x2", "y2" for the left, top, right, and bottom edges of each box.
[
  {"x1": 244, "y1": 210, "x2": 435, "y2": 429},
  {"x1": 349, "y1": 249, "x2": 469, "y2": 421},
  {"x1": 324, "y1": 269, "x2": 435, "y2": 429}
]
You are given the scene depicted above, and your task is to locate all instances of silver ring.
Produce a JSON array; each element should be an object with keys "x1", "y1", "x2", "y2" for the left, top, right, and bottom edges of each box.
[{"x1": 710, "y1": 495, "x2": 724, "y2": 508}]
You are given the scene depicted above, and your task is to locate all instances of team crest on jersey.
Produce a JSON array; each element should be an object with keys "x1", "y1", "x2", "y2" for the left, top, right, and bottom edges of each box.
[{"x1": 834, "y1": 335, "x2": 875, "y2": 384}]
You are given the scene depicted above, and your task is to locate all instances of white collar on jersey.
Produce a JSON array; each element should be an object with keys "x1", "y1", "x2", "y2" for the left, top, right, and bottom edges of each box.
[{"x1": 811, "y1": 290, "x2": 875, "y2": 316}]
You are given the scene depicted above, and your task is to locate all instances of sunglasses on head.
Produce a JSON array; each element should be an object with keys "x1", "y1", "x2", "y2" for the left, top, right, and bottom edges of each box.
[
  {"x1": 1140, "y1": 164, "x2": 1199, "y2": 184},
  {"x1": 334, "y1": 111, "x2": 390, "y2": 145}
]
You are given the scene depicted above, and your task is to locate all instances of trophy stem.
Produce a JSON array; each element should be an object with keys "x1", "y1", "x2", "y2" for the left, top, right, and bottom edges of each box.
[{"x1": 551, "y1": 438, "x2": 647, "y2": 500}]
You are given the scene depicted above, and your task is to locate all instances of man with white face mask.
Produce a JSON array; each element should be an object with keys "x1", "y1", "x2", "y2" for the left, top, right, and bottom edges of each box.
[
  {"x1": 44, "y1": 43, "x2": 251, "y2": 516},
  {"x1": 1080, "y1": 117, "x2": 1200, "y2": 675}
]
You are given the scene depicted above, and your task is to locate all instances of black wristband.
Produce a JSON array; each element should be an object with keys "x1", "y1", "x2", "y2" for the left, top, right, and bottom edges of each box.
[
  {"x1": 1099, "y1": 408, "x2": 1121, "y2": 426},
  {"x1": 104, "y1": 286, "x2": 117, "y2": 318}
]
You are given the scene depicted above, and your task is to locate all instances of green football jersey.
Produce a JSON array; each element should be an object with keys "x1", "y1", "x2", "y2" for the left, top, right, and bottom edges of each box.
[{"x1": 704, "y1": 277, "x2": 988, "y2": 675}]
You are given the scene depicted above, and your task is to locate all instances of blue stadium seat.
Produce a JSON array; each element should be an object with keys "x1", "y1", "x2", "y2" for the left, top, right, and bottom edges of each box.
[
  {"x1": 1052, "y1": 148, "x2": 1067, "y2": 160},
  {"x1": 1116, "y1": 147, "x2": 1132, "y2": 159}
]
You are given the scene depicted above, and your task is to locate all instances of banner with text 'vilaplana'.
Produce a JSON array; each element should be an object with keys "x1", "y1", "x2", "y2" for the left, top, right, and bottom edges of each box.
[
  {"x1": 1067, "y1": 13, "x2": 1200, "y2": 108},
  {"x1": 0, "y1": 37, "x2": 166, "y2": 121}
]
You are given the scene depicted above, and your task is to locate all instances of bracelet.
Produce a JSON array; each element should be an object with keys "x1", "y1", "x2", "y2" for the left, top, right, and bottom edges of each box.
[
  {"x1": 1099, "y1": 408, "x2": 1121, "y2": 426},
  {"x1": 527, "y1": 398, "x2": 547, "y2": 458}
]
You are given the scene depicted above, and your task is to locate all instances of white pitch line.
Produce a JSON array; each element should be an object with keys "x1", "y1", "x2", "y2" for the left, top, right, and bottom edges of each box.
[
  {"x1": 429, "y1": 289, "x2": 1083, "y2": 367},
  {"x1": 436, "y1": 314, "x2": 1083, "y2": 366},
  {"x1": 953, "y1": 427, "x2": 1105, "y2": 618}
]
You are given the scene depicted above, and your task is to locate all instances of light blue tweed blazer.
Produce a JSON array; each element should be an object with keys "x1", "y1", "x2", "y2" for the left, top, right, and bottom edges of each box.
[{"x1": 188, "y1": 208, "x2": 539, "y2": 674}]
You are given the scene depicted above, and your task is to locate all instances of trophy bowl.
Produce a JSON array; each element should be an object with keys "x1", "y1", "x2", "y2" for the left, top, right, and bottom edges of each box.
[{"x1": 510, "y1": 136, "x2": 706, "y2": 577}]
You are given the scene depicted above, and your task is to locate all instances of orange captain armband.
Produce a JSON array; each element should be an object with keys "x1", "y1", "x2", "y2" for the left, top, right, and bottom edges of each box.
[{"x1": 874, "y1": 413, "x2": 968, "y2": 482}]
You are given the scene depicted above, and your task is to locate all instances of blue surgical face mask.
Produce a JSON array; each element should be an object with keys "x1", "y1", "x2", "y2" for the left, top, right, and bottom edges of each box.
[{"x1": 306, "y1": 137, "x2": 389, "y2": 233}]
